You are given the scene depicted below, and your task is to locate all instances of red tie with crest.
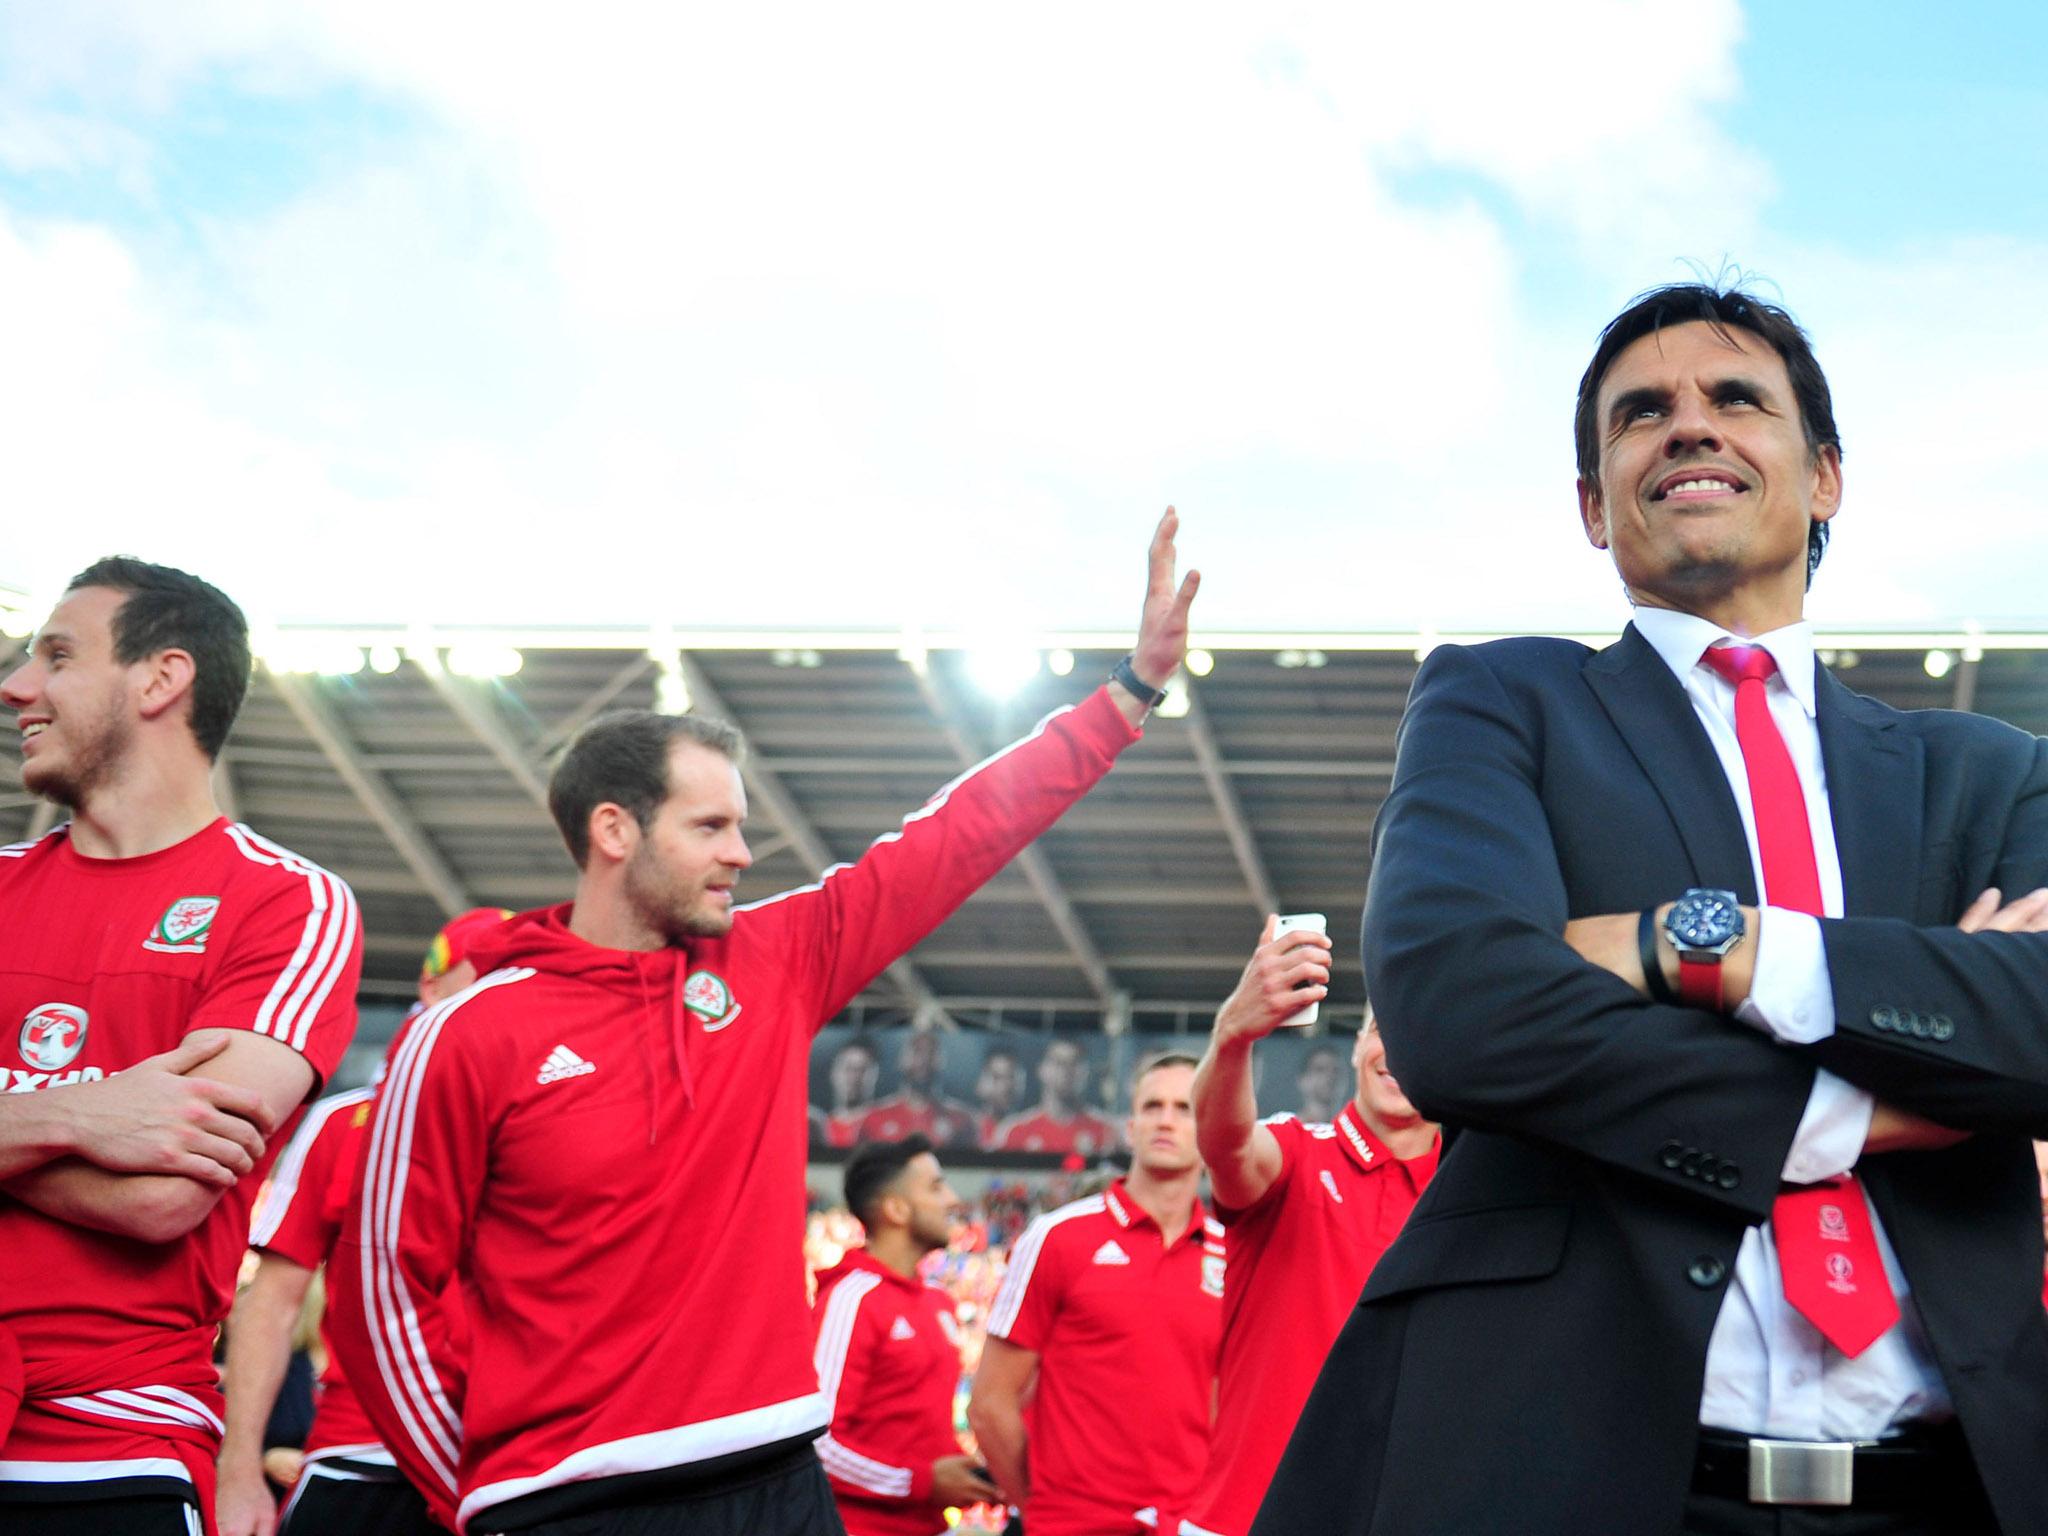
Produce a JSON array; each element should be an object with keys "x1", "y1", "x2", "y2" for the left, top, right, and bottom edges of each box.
[{"x1": 1700, "y1": 643, "x2": 1900, "y2": 1358}]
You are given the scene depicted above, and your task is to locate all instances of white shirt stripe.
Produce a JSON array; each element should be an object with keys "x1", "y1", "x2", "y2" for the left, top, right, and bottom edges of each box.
[{"x1": 986, "y1": 1195, "x2": 1106, "y2": 1338}]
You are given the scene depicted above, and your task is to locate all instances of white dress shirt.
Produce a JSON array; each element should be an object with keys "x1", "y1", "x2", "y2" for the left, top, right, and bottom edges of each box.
[{"x1": 1630, "y1": 607, "x2": 1952, "y2": 1440}]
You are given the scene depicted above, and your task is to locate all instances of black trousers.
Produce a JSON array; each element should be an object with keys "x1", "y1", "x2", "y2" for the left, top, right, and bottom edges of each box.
[
  {"x1": 0, "y1": 1495, "x2": 201, "y2": 1534},
  {"x1": 500, "y1": 1453, "x2": 847, "y2": 1536},
  {"x1": 1683, "y1": 1483, "x2": 2001, "y2": 1535},
  {"x1": 280, "y1": 1462, "x2": 440, "y2": 1536}
]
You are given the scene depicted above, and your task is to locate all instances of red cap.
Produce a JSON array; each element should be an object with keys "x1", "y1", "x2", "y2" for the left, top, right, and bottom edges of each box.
[{"x1": 421, "y1": 907, "x2": 516, "y2": 982}]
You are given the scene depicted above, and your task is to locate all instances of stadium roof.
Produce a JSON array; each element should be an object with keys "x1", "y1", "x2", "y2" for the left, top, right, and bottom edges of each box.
[{"x1": 4, "y1": 619, "x2": 2045, "y2": 1035}]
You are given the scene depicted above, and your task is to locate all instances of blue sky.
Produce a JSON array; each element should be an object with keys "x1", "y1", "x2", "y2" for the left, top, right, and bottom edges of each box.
[{"x1": 2, "y1": 2, "x2": 2044, "y2": 638}]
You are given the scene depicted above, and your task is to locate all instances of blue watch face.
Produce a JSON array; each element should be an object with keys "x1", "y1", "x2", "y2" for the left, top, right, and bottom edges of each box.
[{"x1": 1668, "y1": 889, "x2": 1744, "y2": 950}]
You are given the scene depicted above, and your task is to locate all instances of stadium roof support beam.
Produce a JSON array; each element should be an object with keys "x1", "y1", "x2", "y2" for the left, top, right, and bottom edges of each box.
[
  {"x1": 422, "y1": 667, "x2": 552, "y2": 811},
  {"x1": 538, "y1": 654, "x2": 655, "y2": 752},
  {"x1": 1183, "y1": 684, "x2": 1279, "y2": 916},
  {"x1": 910, "y1": 668, "x2": 1119, "y2": 1005},
  {"x1": 1951, "y1": 650, "x2": 1981, "y2": 714},
  {"x1": 672, "y1": 652, "x2": 945, "y2": 1024},
  {"x1": 270, "y1": 673, "x2": 473, "y2": 917}
]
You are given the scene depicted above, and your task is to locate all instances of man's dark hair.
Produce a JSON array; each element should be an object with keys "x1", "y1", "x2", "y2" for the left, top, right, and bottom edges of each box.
[
  {"x1": 834, "y1": 1036, "x2": 880, "y2": 1065},
  {"x1": 67, "y1": 556, "x2": 250, "y2": 760},
  {"x1": 1574, "y1": 282, "x2": 1841, "y2": 584},
  {"x1": 547, "y1": 709, "x2": 747, "y2": 867},
  {"x1": 843, "y1": 1134, "x2": 936, "y2": 1227}
]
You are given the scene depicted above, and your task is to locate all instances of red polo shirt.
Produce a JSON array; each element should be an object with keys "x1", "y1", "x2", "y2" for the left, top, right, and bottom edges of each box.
[
  {"x1": 1180, "y1": 1106, "x2": 1438, "y2": 1536},
  {"x1": 986, "y1": 1180, "x2": 1222, "y2": 1536}
]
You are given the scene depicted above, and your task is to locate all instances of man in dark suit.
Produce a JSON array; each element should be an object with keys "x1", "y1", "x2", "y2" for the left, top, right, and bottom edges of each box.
[{"x1": 1254, "y1": 284, "x2": 2048, "y2": 1535}]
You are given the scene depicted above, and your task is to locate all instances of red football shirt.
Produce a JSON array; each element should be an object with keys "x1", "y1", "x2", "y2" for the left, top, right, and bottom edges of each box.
[
  {"x1": 250, "y1": 1088, "x2": 387, "y2": 1465},
  {"x1": 992, "y1": 1108, "x2": 1118, "y2": 1157},
  {"x1": 986, "y1": 1180, "x2": 1222, "y2": 1536},
  {"x1": 1180, "y1": 1107, "x2": 1438, "y2": 1536},
  {"x1": 854, "y1": 1095, "x2": 978, "y2": 1148},
  {"x1": 812, "y1": 1248, "x2": 967, "y2": 1536},
  {"x1": 0, "y1": 820, "x2": 361, "y2": 1501}
]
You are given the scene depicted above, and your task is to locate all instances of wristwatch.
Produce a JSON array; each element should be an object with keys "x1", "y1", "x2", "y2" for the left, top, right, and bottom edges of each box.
[
  {"x1": 1661, "y1": 888, "x2": 1747, "y2": 1011},
  {"x1": 1109, "y1": 654, "x2": 1168, "y2": 708}
]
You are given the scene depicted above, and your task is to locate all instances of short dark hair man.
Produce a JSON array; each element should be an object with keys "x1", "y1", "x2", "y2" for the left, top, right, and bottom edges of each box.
[
  {"x1": 819, "y1": 1036, "x2": 883, "y2": 1147},
  {"x1": 1184, "y1": 923, "x2": 1438, "y2": 1536},
  {"x1": 993, "y1": 1038, "x2": 1116, "y2": 1156},
  {"x1": 0, "y1": 557, "x2": 362, "y2": 1531},
  {"x1": 972, "y1": 1046, "x2": 1023, "y2": 1150},
  {"x1": 812, "y1": 1137, "x2": 999, "y2": 1534},
  {"x1": 1292, "y1": 1042, "x2": 1342, "y2": 1124},
  {"x1": 329, "y1": 512, "x2": 1199, "y2": 1535},
  {"x1": 970, "y1": 1054, "x2": 1221, "y2": 1536},
  {"x1": 1258, "y1": 286, "x2": 2048, "y2": 1534}
]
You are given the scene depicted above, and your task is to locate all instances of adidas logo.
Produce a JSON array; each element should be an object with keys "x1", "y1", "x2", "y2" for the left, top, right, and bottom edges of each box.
[
  {"x1": 889, "y1": 1315, "x2": 916, "y2": 1342},
  {"x1": 1091, "y1": 1240, "x2": 1131, "y2": 1266},
  {"x1": 537, "y1": 1044, "x2": 596, "y2": 1085}
]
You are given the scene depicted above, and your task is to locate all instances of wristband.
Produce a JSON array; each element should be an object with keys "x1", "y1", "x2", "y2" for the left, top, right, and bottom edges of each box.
[
  {"x1": 1110, "y1": 654, "x2": 1168, "y2": 708},
  {"x1": 1638, "y1": 909, "x2": 1679, "y2": 1005}
]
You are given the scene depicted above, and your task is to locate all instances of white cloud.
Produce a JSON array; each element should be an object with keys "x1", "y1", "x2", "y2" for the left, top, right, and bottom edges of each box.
[{"x1": 4, "y1": 3, "x2": 2039, "y2": 635}]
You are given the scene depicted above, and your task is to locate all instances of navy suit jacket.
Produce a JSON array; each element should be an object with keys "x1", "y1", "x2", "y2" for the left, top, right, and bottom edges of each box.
[{"x1": 1253, "y1": 626, "x2": 2048, "y2": 1536}]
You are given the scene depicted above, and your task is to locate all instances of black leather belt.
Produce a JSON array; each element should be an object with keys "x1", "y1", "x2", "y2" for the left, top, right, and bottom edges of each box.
[{"x1": 1692, "y1": 1423, "x2": 1969, "y2": 1508}]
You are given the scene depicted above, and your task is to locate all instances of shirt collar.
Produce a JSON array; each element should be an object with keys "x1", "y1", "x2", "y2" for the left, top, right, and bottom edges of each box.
[
  {"x1": 1105, "y1": 1178, "x2": 1206, "y2": 1246},
  {"x1": 1337, "y1": 1104, "x2": 1443, "y2": 1186},
  {"x1": 1631, "y1": 608, "x2": 1819, "y2": 719}
]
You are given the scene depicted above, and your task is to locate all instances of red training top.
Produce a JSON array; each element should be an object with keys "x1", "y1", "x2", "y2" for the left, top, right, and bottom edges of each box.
[
  {"x1": 0, "y1": 820, "x2": 360, "y2": 1506},
  {"x1": 855, "y1": 1095, "x2": 978, "y2": 1148},
  {"x1": 811, "y1": 1248, "x2": 966, "y2": 1536},
  {"x1": 1180, "y1": 1107, "x2": 1438, "y2": 1536},
  {"x1": 986, "y1": 1180, "x2": 1223, "y2": 1536},
  {"x1": 327, "y1": 688, "x2": 1139, "y2": 1532},
  {"x1": 992, "y1": 1109, "x2": 1118, "y2": 1157}
]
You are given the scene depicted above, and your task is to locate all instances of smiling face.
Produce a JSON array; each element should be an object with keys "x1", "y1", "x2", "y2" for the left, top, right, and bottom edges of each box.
[
  {"x1": 1353, "y1": 1013, "x2": 1423, "y2": 1132},
  {"x1": 620, "y1": 740, "x2": 753, "y2": 943},
  {"x1": 1578, "y1": 320, "x2": 1841, "y2": 632},
  {"x1": 2, "y1": 587, "x2": 139, "y2": 809}
]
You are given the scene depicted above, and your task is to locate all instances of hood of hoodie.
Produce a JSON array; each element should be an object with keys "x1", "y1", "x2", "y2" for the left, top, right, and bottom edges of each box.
[{"x1": 467, "y1": 902, "x2": 695, "y2": 1133}]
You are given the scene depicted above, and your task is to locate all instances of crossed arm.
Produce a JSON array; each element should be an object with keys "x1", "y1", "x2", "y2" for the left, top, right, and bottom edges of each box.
[{"x1": 2, "y1": 1031, "x2": 310, "y2": 1242}]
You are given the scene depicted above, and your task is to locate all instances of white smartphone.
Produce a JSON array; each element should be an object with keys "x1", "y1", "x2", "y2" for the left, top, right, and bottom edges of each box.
[{"x1": 1272, "y1": 912, "x2": 1329, "y2": 1027}]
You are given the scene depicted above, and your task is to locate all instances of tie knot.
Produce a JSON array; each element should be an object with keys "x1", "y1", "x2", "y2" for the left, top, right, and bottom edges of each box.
[{"x1": 1702, "y1": 643, "x2": 1776, "y2": 687}]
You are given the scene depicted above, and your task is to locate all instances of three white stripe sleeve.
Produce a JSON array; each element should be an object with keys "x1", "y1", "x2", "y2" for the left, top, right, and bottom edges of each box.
[
  {"x1": 810, "y1": 1273, "x2": 916, "y2": 1499},
  {"x1": 326, "y1": 972, "x2": 529, "y2": 1532}
]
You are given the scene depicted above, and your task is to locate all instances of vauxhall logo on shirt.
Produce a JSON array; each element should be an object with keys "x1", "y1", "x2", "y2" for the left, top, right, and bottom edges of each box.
[{"x1": 11, "y1": 1003, "x2": 103, "y2": 1092}]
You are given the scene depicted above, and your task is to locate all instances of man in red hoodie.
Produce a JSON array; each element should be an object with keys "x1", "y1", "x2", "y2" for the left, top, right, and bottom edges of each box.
[
  {"x1": 329, "y1": 510, "x2": 1199, "y2": 1535},
  {"x1": 812, "y1": 1135, "x2": 998, "y2": 1534}
]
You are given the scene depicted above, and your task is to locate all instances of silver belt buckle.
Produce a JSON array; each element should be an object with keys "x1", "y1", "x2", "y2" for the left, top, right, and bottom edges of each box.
[{"x1": 1748, "y1": 1438, "x2": 1855, "y2": 1506}]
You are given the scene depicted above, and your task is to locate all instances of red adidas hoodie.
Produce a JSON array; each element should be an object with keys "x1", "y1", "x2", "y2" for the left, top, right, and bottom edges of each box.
[
  {"x1": 327, "y1": 688, "x2": 1139, "y2": 1532},
  {"x1": 811, "y1": 1249, "x2": 967, "y2": 1536}
]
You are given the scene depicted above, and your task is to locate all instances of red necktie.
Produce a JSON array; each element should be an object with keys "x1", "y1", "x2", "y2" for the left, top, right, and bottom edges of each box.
[{"x1": 1700, "y1": 643, "x2": 1899, "y2": 1358}]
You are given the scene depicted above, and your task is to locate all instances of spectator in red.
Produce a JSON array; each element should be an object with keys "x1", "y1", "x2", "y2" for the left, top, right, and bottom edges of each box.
[
  {"x1": 993, "y1": 1039, "x2": 1116, "y2": 1156},
  {"x1": 969, "y1": 1054, "x2": 1220, "y2": 1536},
  {"x1": 856, "y1": 1032, "x2": 977, "y2": 1148},
  {"x1": 972, "y1": 1047, "x2": 1024, "y2": 1149},
  {"x1": 812, "y1": 1135, "x2": 1000, "y2": 1534},
  {"x1": 1180, "y1": 921, "x2": 1439, "y2": 1536},
  {"x1": 215, "y1": 908, "x2": 512, "y2": 1536},
  {"x1": 818, "y1": 1037, "x2": 883, "y2": 1148}
]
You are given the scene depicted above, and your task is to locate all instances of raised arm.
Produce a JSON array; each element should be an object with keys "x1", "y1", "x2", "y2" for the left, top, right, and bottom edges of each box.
[
  {"x1": 1195, "y1": 917, "x2": 1331, "y2": 1210},
  {"x1": 748, "y1": 509, "x2": 1199, "y2": 1023}
]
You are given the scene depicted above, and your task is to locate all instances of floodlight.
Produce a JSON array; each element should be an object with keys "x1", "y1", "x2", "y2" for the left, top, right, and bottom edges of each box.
[
  {"x1": 1185, "y1": 649, "x2": 1214, "y2": 677},
  {"x1": 1923, "y1": 650, "x2": 1953, "y2": 680},
  {"x1": 446, "y1": 644, "x2": 524, "y2": 679},
  {"x1": 1155, "y1": 679, "x2": 1192, "y2": 719},
  {"x1": 1047, "y1": 648, "x2": 1076, "y2": 678},
  {"x1": 367, "y1": 645, "x2": 403, "y2": 675},
  {"x1": 962, "y1": 645, "x2": 1042, "y2": 699}
]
